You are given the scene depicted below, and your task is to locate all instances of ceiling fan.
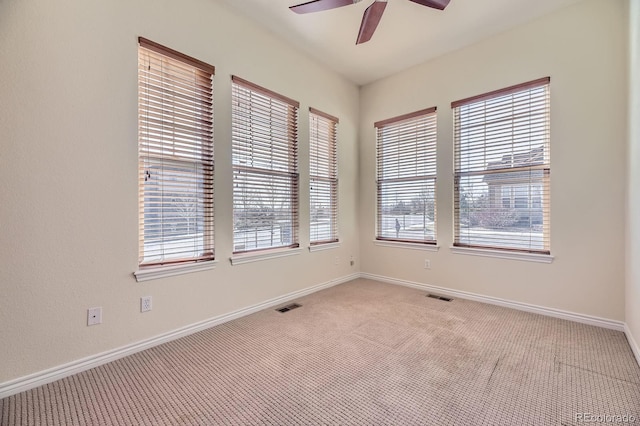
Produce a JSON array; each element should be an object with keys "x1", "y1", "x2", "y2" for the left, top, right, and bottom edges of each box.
[{"x1": 289, "y1": 0, "x2": 450, "y2": 45}]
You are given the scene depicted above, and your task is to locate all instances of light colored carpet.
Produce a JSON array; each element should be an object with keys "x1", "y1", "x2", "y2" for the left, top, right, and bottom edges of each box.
[{"x1": 1, "y1": 278, "x2": 639, "y2": 425}]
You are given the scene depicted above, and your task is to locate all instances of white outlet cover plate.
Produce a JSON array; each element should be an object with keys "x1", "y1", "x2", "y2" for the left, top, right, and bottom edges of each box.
[
  {"x1": 141, "y1": 296, "x2": 152, "y2": 312},
  {"x1": 87, "y1": 307, "x2": 102, "y2": 326}
]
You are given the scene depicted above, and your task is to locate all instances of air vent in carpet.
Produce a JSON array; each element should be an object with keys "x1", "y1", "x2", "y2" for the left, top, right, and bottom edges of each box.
[
  {"x1": 276, "y1": 303, "x2": 302, "y2": 313},
  {"x1": 427, "y1": 294, "x2": 452, "y2": 302}
]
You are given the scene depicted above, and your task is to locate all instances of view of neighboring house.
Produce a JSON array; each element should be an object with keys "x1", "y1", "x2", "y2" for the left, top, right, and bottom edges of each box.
[{"x1": 484, "y1": 145, "x2": 545, "y2": 227}]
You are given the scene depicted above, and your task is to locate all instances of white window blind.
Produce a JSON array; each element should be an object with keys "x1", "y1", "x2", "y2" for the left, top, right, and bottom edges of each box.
[
  {"x1": 138, "y1": 37, "x2": 215, "y2": 267},
  {"x1": 452, "y1": 77, "x2": 550, "y2": 254},
  {"x1": 231, "y1": 76, "x2": 299, "y2": 253},
  {"x1": 310, "y1": 107, "x2": 339, "y2": 245},
  {"x1": 376, "y1": 107, "x2": 437, "y2": 244}
]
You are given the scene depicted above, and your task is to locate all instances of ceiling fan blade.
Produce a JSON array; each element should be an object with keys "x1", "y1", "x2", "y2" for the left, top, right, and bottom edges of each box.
[
  {"x1": 290, "y1": 0, "x2": 355, "y2": 14},
  {"x1": 408, "y1": 0, "x2": 450, "y2": 10},
  {"x1": 356, "y1": 1, "x2": 387, "y2": 45}
]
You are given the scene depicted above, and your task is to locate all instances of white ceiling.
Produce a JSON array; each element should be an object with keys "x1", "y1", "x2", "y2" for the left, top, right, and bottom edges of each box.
[{"x1": 219, "y1": 0, "x2": 583, "y2": 86}]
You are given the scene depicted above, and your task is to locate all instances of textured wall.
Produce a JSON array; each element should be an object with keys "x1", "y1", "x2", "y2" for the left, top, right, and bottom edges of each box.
[
  {"x1": 359, "y1": 0, "x2": 628, "y2": 321},
  {"x1": 0, "y1": 0, "x2": 360, "y2": 383}
]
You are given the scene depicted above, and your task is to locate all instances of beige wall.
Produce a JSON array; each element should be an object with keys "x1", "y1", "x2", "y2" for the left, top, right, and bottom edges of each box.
[
  {"x1": 627, "y1": 0, "x2": 640, "y2": 352},
  {"x1": 359, "y1": 0, "x2": 628, "y2": 320},
  {"x1": 0, "y1": 0, "x2": 360, "y2": 383}
]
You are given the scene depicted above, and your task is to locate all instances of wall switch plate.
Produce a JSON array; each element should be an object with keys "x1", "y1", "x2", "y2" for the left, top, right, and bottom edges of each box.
[
  {"x1": 87, "y1": 307, "x2": 102, "y2": 326},
  {"x1": 141, "y1": 296, "x2": 152, "y2": 313},
  {"x1": 424, "y1": 259, "x2": 431, "y2": 269}
]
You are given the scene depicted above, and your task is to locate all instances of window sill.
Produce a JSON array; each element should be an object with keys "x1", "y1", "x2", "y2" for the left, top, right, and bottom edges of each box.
[
  {"x1": 450, "y1": 246, "x2": 554, "y2": 263},
  {"x1": 230, "y1": 247, "x2": 302, "y2": 265},
  {"x1": 373, "y1": 240, "x2": 440, "y2": 251},
  {"x1": 309, "y1": 242, "x2": 341, "y2": 252},
  {"x1": 134, "y1": 260, "x2": 217, "y2": 282}
]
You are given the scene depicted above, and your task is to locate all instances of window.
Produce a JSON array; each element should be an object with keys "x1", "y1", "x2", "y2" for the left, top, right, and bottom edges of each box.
[
  {"x1": 231, "y1": 76, "x2": 299, "y2": 253},
  {"x1": 375, "y1": 108, "x2": 437, "y2": 244},
  {"x1": 137, "y1": 37, "x2": 215, "y2": 268},
  {"x1": 309, "y1": 108, "x2": 339, "y2": 245},
  {"x1": 452, "y1": 77, "x2": 550, "y2": 254}
]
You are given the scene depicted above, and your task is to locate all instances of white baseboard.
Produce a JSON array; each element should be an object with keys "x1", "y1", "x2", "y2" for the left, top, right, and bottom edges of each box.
[
  {"x1": 625, "y1": 323, "x2": 640, "y2": 367},
  {"x1": 0, "y1": 273, "x2": 359, "y2": 399},
  {"x1": 2, "y1": 271, "x2": 633, "y2": 399},
  {"x1": 360, "y1": 273, "x2": 625, "y2": 332}
]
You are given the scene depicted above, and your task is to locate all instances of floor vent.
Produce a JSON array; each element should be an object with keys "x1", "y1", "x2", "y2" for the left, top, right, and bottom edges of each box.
[
  {"x1": 276, "y1": 303, "x2": 302, "y2": 313},
  {"x1": 427, "y1": 294, "x2": 452, "y2": 302}
]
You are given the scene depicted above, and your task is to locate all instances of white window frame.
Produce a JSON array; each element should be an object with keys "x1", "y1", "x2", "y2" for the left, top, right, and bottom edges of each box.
[
  {"x1": 230, "y1": 76, "x2": 299, "y2": 258},
  {"x1": 375, "y1": 107, "x2": 438, "y2": 246},
  {"x1": 135, "y1": 37, "x2": 215, "y2": 279},
  {"x1": 309, "y1": 107, "x2": 339, "y2": 247},
  {"x1": 452, "y1": 77, "x2": 551, "y2": 256}
]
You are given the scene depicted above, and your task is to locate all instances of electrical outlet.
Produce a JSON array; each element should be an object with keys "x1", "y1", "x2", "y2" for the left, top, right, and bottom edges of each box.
[
  {"x1": 350, "y1": 255, "x2": 355, "y2": 266},
  {"x1": 424, "y1": 259, "x2": 431, "y2": 269},
  {"x1": 87, "y1": 307, "x2": 102, "y2": 326},
  {"x1": 334, "y1": 256, "x2": 339, "y2": 265},
  {"x1": 141, "y1": 296, "x2": 152, "y2": 313}
]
